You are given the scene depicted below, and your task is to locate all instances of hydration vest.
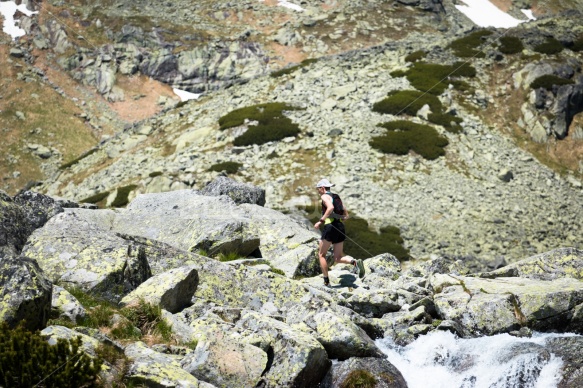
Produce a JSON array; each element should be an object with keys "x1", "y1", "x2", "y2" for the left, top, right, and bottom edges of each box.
[{"x1": 321, "y1": 192, "x2": 345, "y2": 224}]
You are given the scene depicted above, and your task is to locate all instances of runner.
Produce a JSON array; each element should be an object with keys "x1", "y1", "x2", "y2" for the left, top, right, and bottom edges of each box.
[{"x1": 314, "y1": 178, "x2": 365, "y2": 286}]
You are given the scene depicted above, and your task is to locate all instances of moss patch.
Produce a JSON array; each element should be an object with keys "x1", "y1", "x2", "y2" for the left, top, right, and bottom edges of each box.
[
  {"x1": 405, "y1": 50, "x2": 427, "y2": 62},
  {"x1": 80, "y1": 191, "x2": 110, "y2": 205},
  {"x1": 111, "y1": 184, "x2": 138, "y2": 208},
  {"x1": 405, "y1": 61, "x2": 476, "y2": 95},
  {"x1": 208, "y1": 161, "x2": 242, "y2": 174},
  {"x1": 449, "y1": 30, "x2": 493, "y2": 58},
  {"x1": 499, "y1": 36, "x2": 524, "y2": 54},
  {"x1": 218, "y1": 103, "x2": 304, "y2": 146},
  {"x1": 530, "y1": 75, "x2": 574, "y2": 91},
  {"x1": 372, "y1": 90, "x2": 443, "y2": 117},
  {"x1": 270, "y1": 58, "x2": 319, "y2": 78},
  {"x1": 340, "y1": 369, "x2": 377, "y2": 388},
  {"x1": 534, "y1": 37, "x2": 564, "y2": 55},
  {"x1": 344, "y1": 216, "x2": 410, "y2": 261},
  {"x1": 428, "y1": 112, "x2": 463, "y2": 133},
  {"x1": 370, "y1": 120, "x2": 449, "y2": 160}
]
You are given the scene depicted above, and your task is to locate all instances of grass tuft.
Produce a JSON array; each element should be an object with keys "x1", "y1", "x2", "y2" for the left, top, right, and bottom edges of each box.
[
  {"x1": 373, "y1": 90, "x2": 443, "y2": 117},
  {"x1": 405, "y1": 61, "x2": 476, "y2": 95},
  {"x1": 449, "y1": 30, "x2": 493, "y2": 58},
  {"x1": 208, "y1": 161, "x2": 242, "y2": 174},
  {"x1": 499, "y1": 36, "x2": 524, "y2": 54},
  {"x1": 111, "y1": 184, "x2": 138, "y2": 208},
  {"x1": 533, "y1": 37, "x2": 564, "y2": 55},
  {"x1": 530, "y1": 74, "x2": 574, "y2": 91}
]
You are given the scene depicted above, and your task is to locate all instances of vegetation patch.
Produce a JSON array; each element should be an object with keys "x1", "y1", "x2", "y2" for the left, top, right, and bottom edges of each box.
[
  {"x1": 533, "y1": 37, "x2": 564, "y2": 55},
  {"x1": 390, "y1": 69, "x2": 407, "y2": 78},
  {"x1": 372, "y1": 90, "x2": 443, "y2": 117},
  {"x1": 428, "y1": 112, "x2": 463, "y2": 133},
  {"x1": 111, "y1": 184, "x2": 138, "y2": 208},
  {"x1": 572, "y1": 35, "x2": 583, "y2": 52},
  {"x1": 270, "y1": 58, "x2": 319, "y2": 78},
  {"x1": 340, "y1": 369, "x2": 377, "y2": 388},
  {"x1": 218, "y1": 103, "x2": 304, "y2": 146},
  {"x1": 0, "y1": 323, "x2": 102, "y2": 388},
  {"x1": 59, "y1": 147, "x2": 99, "y2": 170},
  {"x1": 215, "y1": 252, "x2": 244, "y2": 262},
  {"x1": 148, "y1": 171, "x2": 163, "y2": 178},
  {"x1": 208, "y1": 161, "x2": 243, "y2": 174},
  {"x1": 370, "y1": 120, "x2": 449, "y2": 160},
  {"x1": 449, "y1": 30, "x2": 493, "y2": 58},
  {"x1": 405, "y1": 61, "x2": 476, "y2": 95},
  {"x1": 343, "y1": 216, "x2": 410, "y2": 261},
  {"x1": 530, "y1": 74, "x2": 574, "y2": 91},
  {"x1": 405, "y1": 50, "x2": 427, "y2": 62},
  {"x1": 498, "y1": 36, "x2": 524, "y2": 54},
  {"x1": 80, "y1": 190, "x2": 110, "y2": 205},
  {"x1": 120, "y1": 299, "x2": 173, "y2": 342}
]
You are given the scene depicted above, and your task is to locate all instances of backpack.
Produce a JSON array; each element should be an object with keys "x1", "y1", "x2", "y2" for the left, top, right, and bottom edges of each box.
[{"x1": 322, "y1": 192, "x2": 346, "y2": 219}]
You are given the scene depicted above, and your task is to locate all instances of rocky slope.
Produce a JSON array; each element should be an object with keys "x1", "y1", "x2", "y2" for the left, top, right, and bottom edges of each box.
[
  {"x1": 23, "y1": 11, "x2": 581, "y2": 268},
  {"x1": 2, "y1": 188, "x2": 583, "y2": 386}
]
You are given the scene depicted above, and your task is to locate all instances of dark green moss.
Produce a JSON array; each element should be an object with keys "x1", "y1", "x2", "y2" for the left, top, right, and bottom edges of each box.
[
  {"x1": 406, "y1": 62, "x2": 476, "y2": 95},
  {"x1": 534, "y1": 37, "x2": 564, "y2": 55},
  {"x1": 270, "y1": 58, "x2": 319, "y2": 78},
  {"x1": 340, "y1": 369, "x2": 377, "y2": 388},
  {"x1": 0, "y1": 323, "x2": 102, "y2": 388},
  {"x1": 572, "y1": 35, "x2": 583, "y2": 52},
  {"x1": 219, "y1": 102, "x2": 304, "y2": 146},
  {"x1": 371, "y1": 120, "x2": 449, "y2": 160},
  {"x1": 390, "y1": 69, "x2": 407, "y2": 78},
  {"x1": 148, "y1": 171, "x2": 163, "y2": 178},
  {"x1": 530, "y1": 74, "x2": 574, "y2": 90},
  {"x1": 270, "y1": 267, "x2": 286, "y2": 276},
  {"x1": 405, "y1": 50, "x2": 427, "y2": 62},
  {"x1": 111, "y1": 184, "x2": 138, "y2": 208},
  {"x1": 428, "y1": 112, "x2": 463, "y2": 133},
  {"x1": 80, "y1": 191, "x2": 110, "y2": 204},
  {"x1": 449, "y1": 30, "x2": 493, "y2": 58},
  {"x1": 208, "y1": 161, "x2": 243, "y2": 174},
  {"x1": 372, "y1": 90, "x2": 443, "y2": 117},
  {"x1": 59, "y1": 147, "x2": 99, "y2": 170},
  {"x1": 499, "y1": 36, "x2": 524, "y2": 54},
  {"x1": 344, "y1": 216, "x2": 410, "y2": 261}
]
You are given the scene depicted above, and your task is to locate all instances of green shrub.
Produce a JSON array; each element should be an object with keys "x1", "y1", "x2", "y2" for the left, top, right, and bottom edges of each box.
[
  {"x1": 530, "y1": 74, "x2": 574, "y2": 90},
  {"x1": 270, "y1": 267, "x2": 286, "y2": 276},
  {"x1": 390, "y1": 69, "x2": 407, "y2": 78},
  {"x1": 406, "y1": 62, "x2": 476, "y2": 95},
  {"x1": 59, "y1": 148, "x2": 99, "y2": 170},
  {"x1": 343, "y1": 217, "x2": 410, "y2": 261},
  {"x1": 428, "y1": 112, "x2": 463, "y2": 133},
  {"x1": 208, "y1": 161, "x2": 242, "y2": 174},
  {"x1": 370, "y1": 120, "x2": 448, "y2": 160},
  {"x1": 372, "y1": 90, "x2": 443, "y2": 117},
  {"x1": 270, "y1": 58, "x2": 319, "y2": 78},
  {"x1": 340, "y1": 369, "x2": 377, "y2": 388},
  {"x1": 534, "y1": 37, "x2": 564, "y2": 55},
  {"x1": 0, "y1": 323, "x2": 102, "y2": 388},
  {"x1": 218, "y1": 103, "x2": 304, "y2": 146},
  {"x1": 111, "y1": 184, "x2": 138, "y2": 208},
  {"x1": 449, "y1": 30, "x2": 493, "y2": 58},
  {"x1": 80, "y1": 191, "x2": 110, "y2": 204},
  {"x1": 498, "y1": 36, "x2": 524, "y2": 54},
  {"x1": 215, "y1": 252, "x2": 243, "y2": 262},
  {"x1": 405, "y1": 50, "x2": 427, "y2": 62},
  {"x1": 148, "y1": 171, "x2": 163, "y2": 178}
]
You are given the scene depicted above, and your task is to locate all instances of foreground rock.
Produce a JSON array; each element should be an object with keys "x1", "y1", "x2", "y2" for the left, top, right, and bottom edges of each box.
[
  {"x1": 0, "y1": 255, "x2": 52, "y2": 330},
  {"x1": 322, "y1": 357, "x2": 407, "y2": 388}
]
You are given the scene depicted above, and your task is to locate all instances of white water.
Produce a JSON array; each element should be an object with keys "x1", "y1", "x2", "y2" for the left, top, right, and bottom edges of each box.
[{"x1": 376, "y1": 331, "x2": 577, "y2": 388}]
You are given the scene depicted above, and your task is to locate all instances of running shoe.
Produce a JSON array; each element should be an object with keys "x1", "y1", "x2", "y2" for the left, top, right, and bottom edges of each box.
[{"x1": 356, "y1": 259, "x2": 365, "y2": 278}]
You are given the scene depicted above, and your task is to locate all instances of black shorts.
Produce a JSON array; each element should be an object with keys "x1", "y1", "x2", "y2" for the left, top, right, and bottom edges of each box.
[{"x1": 321, "y1": 221, "x2": 346, "y2": 244}]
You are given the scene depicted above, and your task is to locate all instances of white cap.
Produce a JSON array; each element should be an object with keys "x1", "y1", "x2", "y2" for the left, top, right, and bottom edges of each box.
[{"x1": 316, "y1": 178, "x2": 334, "y2": 188}]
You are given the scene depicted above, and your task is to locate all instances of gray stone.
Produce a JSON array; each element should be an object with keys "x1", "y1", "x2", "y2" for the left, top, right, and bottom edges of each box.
[
  {"x1": 202, "y1": 176, "x2": 266, "y2": 206},
  {"x1": 51, "y1": 285, "x2": 87, "y2": 323},
  {"x1": 321, "y1": 357, "x2": 407, "y2": 388}
]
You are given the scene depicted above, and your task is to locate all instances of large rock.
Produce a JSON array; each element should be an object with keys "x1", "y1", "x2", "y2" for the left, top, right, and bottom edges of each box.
[
  {"x1": 22, "y1": 210, "x2": 152, "y2": 303},
  {"x1": 115, "y1": 190, "x2": 260, "y2": 256},
  {"x1": 321, "y1": 357, "x2": 407, "y2": 388},
  {"x1": 125, "y1": 341, "x2": 213, "y2": 388},
  {"x1": 180, "y1": 330, "x2": 267, "y2": 388},
  {"x1": 431, "y1": 274, "x2": 583, "y2": 336},
  {"x1": 239, "y1": 203, "x2": 320, "y2": 278},
  {"x1": 544, "y1": 336, "x2": 583, "y2": 387},
  {"x1": 235, "y1": 311, "x2": 330, "y2": 388},
  {"x1": 202, "y1": 176, "x2": 266, "y2": 206},
  {"x1": 0, "y1": 255, "x2": 52, "y2": 330},
  {"x1": 0, "y1": 190, "x2": 75, "y2": 257},
  {"x1": 552, "y1": 83, "x2": 583, "y2": 139},
  {"x1": 479, "y1": 247, "x2": 583, "y2": 281},
  {"x1": 120, "y1": 265, "x2": 199, "y2": 313}
]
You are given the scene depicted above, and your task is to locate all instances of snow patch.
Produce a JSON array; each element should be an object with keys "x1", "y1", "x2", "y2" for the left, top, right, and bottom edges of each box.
[
  {"x1": 455, "y1": 0, "x2": 534, "y2": 28},
  {"x1": 173, "y1": 88, "x2": 201, "y2": 102},
  {"x1": 0, "y1": 1, "x2": 37, "y2": 39}
]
